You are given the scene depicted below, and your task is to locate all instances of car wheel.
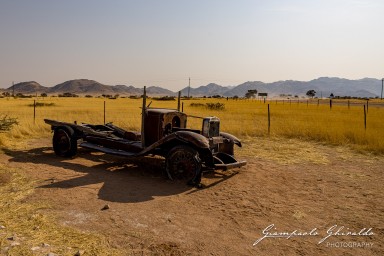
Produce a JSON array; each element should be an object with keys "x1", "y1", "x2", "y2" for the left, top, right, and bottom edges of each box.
[
  {"x1": 166, "y1": 145, "x2": 202, "y2": 185},
  {"x1": 53, "y1": 127, "x2": 77, "y2": 157}
]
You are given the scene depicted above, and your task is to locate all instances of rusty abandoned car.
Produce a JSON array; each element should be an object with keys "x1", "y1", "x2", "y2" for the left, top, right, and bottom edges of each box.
[{"x1": 44, "y1": 88, "x2": 246, "y2": 185}]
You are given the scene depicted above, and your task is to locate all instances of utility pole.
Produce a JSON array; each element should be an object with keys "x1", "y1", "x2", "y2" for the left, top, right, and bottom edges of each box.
[
  {"x1": 188, "y1": 77, "x2": 190, "y2": 98},
  {"x1": 381, "y1": 78, "x2": 383, "y2": 100}
]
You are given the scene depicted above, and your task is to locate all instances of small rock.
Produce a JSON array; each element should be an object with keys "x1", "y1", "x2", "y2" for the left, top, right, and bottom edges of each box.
[
  {"x1": 41, "y1": 243, "x2": 50, "y2": 247},
  {"x1": 7, "y1": 236, "x2": 15, "y2": 241},
  {"x1": 31, "y1": 246, "x2": 41, "y2": 251},
  {"x1": 74, "y1": 250, "x2": 85, "y2": 256},
  {"x1": 47, "y1": 253, "x2": 57, "y2": 256},
  {"x1": 101, "y1": 204, "x2": 110, "y2": 210},
  {"x1": 10, "y1": 241, "x2": 20, "y2": 247},
  {"x1": 0, "y1": 225, "x2": 5, "y2": 229}
]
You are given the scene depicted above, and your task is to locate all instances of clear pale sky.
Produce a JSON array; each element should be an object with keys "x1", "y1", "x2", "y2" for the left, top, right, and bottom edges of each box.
[{"x1": 0, "y1": 0, "x2": 383, "y2": 91}]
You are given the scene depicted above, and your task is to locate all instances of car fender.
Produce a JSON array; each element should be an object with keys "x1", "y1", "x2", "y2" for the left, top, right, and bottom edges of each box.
[
  {"x1": 174, "y1": 131, "x2": 210, "y2": 148},
  {"x1": 220, "y1": 132, "x2": 242, "y2": 147}
]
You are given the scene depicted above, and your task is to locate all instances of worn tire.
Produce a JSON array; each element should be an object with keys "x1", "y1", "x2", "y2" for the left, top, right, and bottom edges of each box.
[
  {"x1": 53, "y1": 127, "x2": 77, "y2": 157},
  {"x1": 166, "y1": 145, "x2": 202, "y2": 185}
]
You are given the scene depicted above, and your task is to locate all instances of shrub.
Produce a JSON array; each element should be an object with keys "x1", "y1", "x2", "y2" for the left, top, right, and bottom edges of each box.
[
  {"x1": 190, "y1": 102, "x2": 225, "y2": 110},
  {"x1": 28, "y1": 102, "x2": 56, "y2": 107},
  {"x1": 153, "y1": 96, "x2": 175, "y2": 101},
  {"x1": 190, "y1": 103, "x2": 205, "y2": 107},
  {"x1": 206, "y1": 103, "x2": 225, "y2": 110},
  {"x1": 0, "y1": 115, "x2": 19, "y2": 132}
]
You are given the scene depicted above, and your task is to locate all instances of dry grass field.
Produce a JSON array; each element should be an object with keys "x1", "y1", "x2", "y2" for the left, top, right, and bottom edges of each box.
[
  {"x1": 1, "y1": 97, "x2": 383, "y2": 153},
  {"x1": 0, "y1": 96, "x2": 383, "y2": 255}
]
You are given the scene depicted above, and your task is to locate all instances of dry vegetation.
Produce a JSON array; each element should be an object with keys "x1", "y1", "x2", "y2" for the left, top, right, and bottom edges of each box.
[
  {"x1": 1, "y1": 97, "x2": 383, "y2": 153},
  {"x1": 0, "y1": 164, "x2": 119, "y2": 255}
]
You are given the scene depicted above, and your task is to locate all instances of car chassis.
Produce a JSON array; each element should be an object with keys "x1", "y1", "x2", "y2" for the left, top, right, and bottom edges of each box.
[{"x1": 44, "y1": 88, "x2": 246, "y2": 185}]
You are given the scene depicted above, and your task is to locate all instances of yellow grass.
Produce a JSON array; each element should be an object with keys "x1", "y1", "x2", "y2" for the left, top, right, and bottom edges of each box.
[
  {"x1": 1, "y1": 96, "x2": 383, "y2": 153},
  {"x1": 0, "y1": 165, "x2": 120, "y2": 255}
]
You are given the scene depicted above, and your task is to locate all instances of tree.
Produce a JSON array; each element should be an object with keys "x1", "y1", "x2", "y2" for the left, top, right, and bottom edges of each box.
[
  {"x1": 245, "y1": 89, "x2": 257, "y2": 99},
  {"x1": 306, "y1": 90, "x2": 316, "y2": 98},
  {"x1": 41, "y1": 93, "x2": 47, "y2": 97}
]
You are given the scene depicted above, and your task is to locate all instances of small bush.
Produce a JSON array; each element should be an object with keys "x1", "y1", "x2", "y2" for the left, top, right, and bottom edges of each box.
[
  {"x1": 28, "y1": 102, "x2": 56, "y2": 107},
  {"x1": 190, "y1": 102, "x2": 225, "y2": 110},
  {"x1": 0, "y1": 115, "x2": 19, "y2": 132},
  {"x1": 206, "y1": 103, "x2": 225, "y2": 110},
  {"x1": 190, "y1": 103, "x2": 205, "y2": 107},
  {"x1": 153, "y1": 96, "x2": 176, "y2": 101}
]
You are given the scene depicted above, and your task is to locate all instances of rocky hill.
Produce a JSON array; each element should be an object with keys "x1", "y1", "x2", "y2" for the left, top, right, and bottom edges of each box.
[
  {"x1": 7, "y1": 81, "x2": 49, "y2": 94},
  {"x1": 180, "y1": 83, "x2": 229, "y2": 97},
  {"x1": 2, "y1": 77, "x2": 382, "y2": 98}
]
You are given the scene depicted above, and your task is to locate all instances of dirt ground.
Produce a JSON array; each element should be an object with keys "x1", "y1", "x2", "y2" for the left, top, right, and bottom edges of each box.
[{"x1": 1, "y1": 137, "x2": 383, "y2": 255}]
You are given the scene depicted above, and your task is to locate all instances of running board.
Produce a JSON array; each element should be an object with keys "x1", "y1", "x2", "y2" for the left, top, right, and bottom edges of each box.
[
  {"x1": 213, "y1": 152, "x2": 247, "y2": 171},
  {"x1": 215, "y1": 160, "x2": 247, "y2": 171},
  {"x1": 80, "y1": 142, "x2": 137, "y2": 157}
]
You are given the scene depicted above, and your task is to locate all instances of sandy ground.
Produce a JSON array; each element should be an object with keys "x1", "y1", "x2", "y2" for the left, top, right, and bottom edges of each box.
[{"x1": 1, "y1": 137, "x2": 383, "y2": 255}]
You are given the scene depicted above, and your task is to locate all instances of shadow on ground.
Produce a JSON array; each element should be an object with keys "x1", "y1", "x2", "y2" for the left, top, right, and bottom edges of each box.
[
  {"x1": 3, "y1": 146, "x2": 192, "y2": 203},
  {"x1": 3, "y1": 146, "x2": 237, "y2": 203}
]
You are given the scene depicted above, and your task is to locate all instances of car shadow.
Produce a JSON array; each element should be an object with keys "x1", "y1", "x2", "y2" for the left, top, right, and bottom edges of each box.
[{"x1": 3, "y1": 146, "x2": 193, "y2": 203}]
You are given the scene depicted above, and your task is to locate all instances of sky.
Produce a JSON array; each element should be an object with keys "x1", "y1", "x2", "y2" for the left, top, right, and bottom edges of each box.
[{"x1": 0, "y1": 0, "x2": 383, "y2": 91}]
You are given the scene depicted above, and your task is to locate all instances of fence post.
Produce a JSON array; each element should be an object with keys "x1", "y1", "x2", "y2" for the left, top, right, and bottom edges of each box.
[
  {"x1": 104, "y1": 101, "x2": 106, "y2": 125},
  {"x1": 177, "y1": 91, "x2": 181, "y2": 111},
  {"x1": 33, "y1": 100, "x2": 36, "y2": 124},
  {"x1": 268, "y1": 104, "x2": 270, "y2": 135},
  {"x1": 330, "y1": 99, "x2": 332, "y2": 110},
  {"x1": 366, "y1": 100, "x2": 369, "y2": 113},
  {"x1": 364, "y1": 105, "x2": 367, "y2": 130},
  {"x1": 317, "y1": 99, "x2": 319, "y2": 107},
  {"x1": 182, "y1": 102, "x2": 184, "y2": 112}
]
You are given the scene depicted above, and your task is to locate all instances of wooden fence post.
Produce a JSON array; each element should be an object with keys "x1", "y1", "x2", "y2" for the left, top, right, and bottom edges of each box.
[
  {"x1": 330, "y1": 99, "x2": 332, "y2": 110},
  {"x1": 33, "y1": 100, "x2": 36, "y2": 124},
  {"x1": 364, "y1": 105, "x2": 367, "y2": 130},
  {"x1": 177, "y1": 91, "x2": 181, "y2": 111},
  {"x1": 104, "y1": 101, "x2": 106, "y2": 125},
  {"x1": 268, "y1": 104, "x2": 270, "y2": 135}
]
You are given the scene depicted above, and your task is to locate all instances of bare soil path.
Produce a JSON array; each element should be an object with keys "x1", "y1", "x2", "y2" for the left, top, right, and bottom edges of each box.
[{"x1": 1, "y1": 138, "x2": 383, "y2": 255}]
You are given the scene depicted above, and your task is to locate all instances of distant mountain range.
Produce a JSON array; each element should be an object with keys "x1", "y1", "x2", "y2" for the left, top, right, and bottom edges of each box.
[{"x1": 1, "y1": 77, "x2": 382, "y2": 98}]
